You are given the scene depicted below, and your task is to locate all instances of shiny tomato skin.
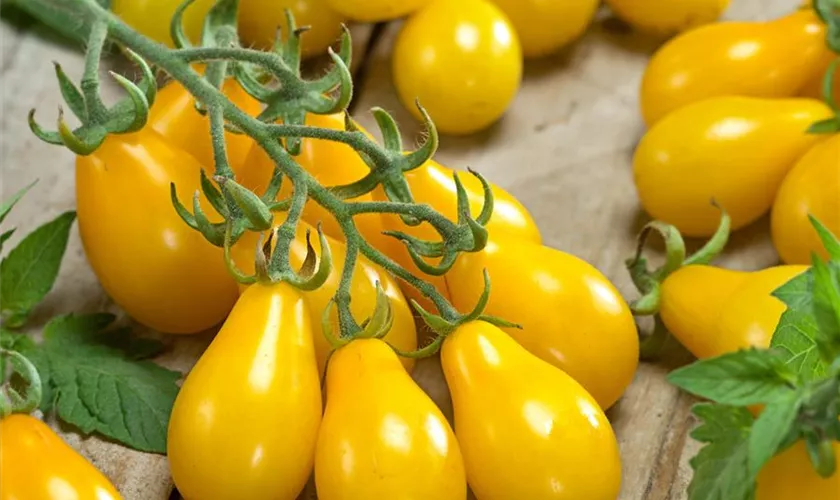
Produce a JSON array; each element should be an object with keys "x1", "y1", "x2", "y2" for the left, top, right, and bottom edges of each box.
[
  {"x1": 0, "y1": 414, "x2": 122, "y2": 500},
  {"x1": 633, "y1": 96, "x2": 832, "y2": 237},
  {"x1": 640, "y1": 8, "x2": 831, "y2": 125},
  {"x1": 489, "y1": 0, "x2": 599, "y2": 57},
  {"x1": 771, "y1": 133, "x2": 840, "y2": 265},
  {"x1": 231, "y1": 220, "x2": 418, "y2": 375},
  {"x1": 111, "y1": 0, "x2": 214, "y2": 46},
  {"x1": 238, "y1": 0, "x2": 346, "y2": 57},
  {"x1": 660, "y1": 265, "x2": 809, "y2": 359},
  {"x1": 374, "y1": 159, "x2": 542, "y2": 313},
  {"x1": 76, "y1": 130, "x2": 238, "y2": 334},
  {"x1": 441, "y1": 321, "x2": 622, "y2": 500},
  {"x1": 392, "y1": 0, "x2": 523, "y2": 135},
  {"x1": 800, "y1": 52, "x2": 840, "y2": 104},
  {"x1": 605, "y1": 0, "x2": 729, "y2": 35},
  {"x1": 325, "y1": 0, "x2": 427, "y2": 22},
  {"x1": 148, "y1": 73, "x2": 262, "y2": 175},
  {"x1": 446, "y1": 237, "x2": 638, "y2": 409},
  {"x1": 168, "y1": 282, "x2": 322, "y2": 500},
  {"x1": 756, "y1": 441, "x2": 840, "y2": 500},
  {"x1": 314, "y1": 338, "x2": 466, "y2": 499}
]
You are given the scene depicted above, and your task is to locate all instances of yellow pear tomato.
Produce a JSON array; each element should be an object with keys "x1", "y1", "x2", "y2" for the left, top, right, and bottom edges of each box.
[
  {"x1": 640, "y1": 8, "x2": 831, "y2": 125},
  {"x1": 374, "y1": 159, "x2": 542, "y2": 313},
  {"x1": 392, "y1": 0, "x2": 523, "y2": 135},
  {"x1": 76, "y1": 129, "x2": 238, "y2": 334},
  {"x1": 148, "y1": 72, "x2": 262, "y2": 175},
  {"x1": 441, "y1": 320, "x2": 622, "y2": 500},
  {"x1": 489, "y1": 0, "x2": 599, "y2": 57},
  {"x1": 605, "y1": 0, "x2": 730, "y2": 35},
  {"x1": 771, "y1": 133, "x2": 840, "y2": 265},
  {"x1": 232, "y1": 220, "x2": 417, "y2": 375},
  {"x1": 325, "y1": 0, "x2": 427, "y2": 22},
  {"x1": 111, "y1": 0, "x2": 214, "y2": 47},
  {"x1": 756, "y1": 441, "x2": 840, "y2": 500},
  {"x1": 659, "y1": 265, "x2": 809, "y2": 359},
  {"x1": 168, "y1": 282, "x2": 322, "y2": 500},
  {"x1": 240, "y1": 112, "x2": 391, "y2": 252},
  {"x1": 0, "y1": 414, "x2": 122, "y2": 500},
  {"x1": 633, "y1": 96, "x2": 832, "y2": 237},
  {"x1": 315, "y1": 338, "x2": 466, "y2": 499},
  {"x1": 445, "y1": 237, "x2": 638, "y2": 409},
  {"x1": 238, "y1": 0, "x2": 346, "y2": 58}
]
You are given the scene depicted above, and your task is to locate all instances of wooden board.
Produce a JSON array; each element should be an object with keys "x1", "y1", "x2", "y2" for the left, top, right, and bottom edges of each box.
[{"x1": 0, "y1": 1, "x2": 797, "y2": 498}]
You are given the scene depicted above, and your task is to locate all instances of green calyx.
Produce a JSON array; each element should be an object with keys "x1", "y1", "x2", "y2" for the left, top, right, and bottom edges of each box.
[
  {"x1": 626, "y1": 205, "x2": 732, "y2": 317},
  {"x1": 29, "y1": 0, "x2": 502, "y2": 346},
  {"x1": 814, "y1": 0, "x2": 840, "y2": 53},
  {"x1": 809, "y1": 57, "x2": 840, "y2": 134},
  {"x1": 29, "y1": 21, "x2": 156, "y2": 155},
  {"x1": 321, "y1": 281, "x2": 395, "y2": 352},
  {"x1": 229, "y1": 10, "x2": 354, "y2": 156},
  {"x1": 0, "y1": 348, "x2": 42, "y2": 418},
  {"x1": 389, "y1": 269, "x2": 520, "y2": 360},
  {"x1": 382, "y1": 168, "x2": 493, "y2": 277}
]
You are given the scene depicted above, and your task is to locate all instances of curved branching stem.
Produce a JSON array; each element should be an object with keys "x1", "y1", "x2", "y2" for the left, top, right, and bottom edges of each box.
[{"x1": 31, "y1": 0, "x2": 505, "y2": 340}]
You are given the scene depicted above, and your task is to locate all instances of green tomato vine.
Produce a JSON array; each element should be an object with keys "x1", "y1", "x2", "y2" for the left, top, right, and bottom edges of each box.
[{"x1": 27, "y1": 0, "x2": 500, "y2": 345}]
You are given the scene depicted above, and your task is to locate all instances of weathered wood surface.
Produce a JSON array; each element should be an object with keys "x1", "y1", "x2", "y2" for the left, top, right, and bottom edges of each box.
[{"x1": 0, "y1": 1, "x2": 794, "y2": 498}]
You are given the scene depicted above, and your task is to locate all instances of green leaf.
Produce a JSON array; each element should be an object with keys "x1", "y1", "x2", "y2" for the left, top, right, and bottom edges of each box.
[
  {"x1": 811, "y1": 259, "x2": 840, "y2": 345},
  {"x1": 809, "y1": 215, "x2": 840, "y2": 260},
  {"x1": 0, "y1": 211, "x2": 76, "y2": 328},
  {"x1": 0, "y1": 229, "x2": 16, "y2": 253},
  {"x1": 688, "y1": 404, "x2": 756, "y2": 500},
  {"x1": 771, "y1": 269, "x2": 829, "y2": 382},
  {"x1": 747, "y1": 391, "x2": 803, "y2": 478},
  {"x1": 99, "y1": 327, "x2": 166, "y2": 360},
  {"x1": 667, "y1": 349, "x2": 794, "y2": 406},
  {"x1": 807, "y1": 117, "x2": 840, "y2": 134},
  {"x1": 28, "y1": 314, "x2": 180, "y2": 453},
  {"x1": 0, "y1": 180, "x2": 36, "y2": 226}
]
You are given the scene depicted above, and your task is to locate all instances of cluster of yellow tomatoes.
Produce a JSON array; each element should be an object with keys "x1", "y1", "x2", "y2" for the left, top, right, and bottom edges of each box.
[
  {"x1": 66, "y1": 72, "x2": 641, "y2": 496},
  {"x1": 634, "y1": 5, "x2": 839, "y2": 257},
  {"x1": 112, "y1": 0, "x2": 743, "y2": 136},
  {"x1": 627, "y1": 5, "x2": 840, "y2": 497},
  {"x1": 6, "y1": 1, "x2": 839, "y2": 499}
]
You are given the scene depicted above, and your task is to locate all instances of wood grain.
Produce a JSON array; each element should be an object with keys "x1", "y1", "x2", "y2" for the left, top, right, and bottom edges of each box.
[{"x1": 0, "y1": 1, "x2": 799, "y2": 498}]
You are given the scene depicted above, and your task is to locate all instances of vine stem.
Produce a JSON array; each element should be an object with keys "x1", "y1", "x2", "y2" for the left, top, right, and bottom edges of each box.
[{"x1": 79, "y1": 0, "x2": 461, "y2": 323}]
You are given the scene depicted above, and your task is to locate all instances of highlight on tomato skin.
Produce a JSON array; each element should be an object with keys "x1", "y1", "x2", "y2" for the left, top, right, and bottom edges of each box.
[
  {"x1": 489, "y1": 0, "x2": 600, "y2": 58},
  {"x1": 230, "y1": 218, "x2": 418, "y2": 375},
  {"x1": 392, "y1": 0, "x2": 523, "y2": 135},
  {"x1": 659, "y1": 265, "x2": 809, "y2": 360},
  {"x1": 314, "y1": 338, "x2": 467, "y2": 500},
  {"x1": 167, "y1": 282, "x2": 322, "y2": 500},
  {"x1": 446, "y1": 237, "x2": 639, "y2": 410},
  {"x1": 633, "y1": 96, "x2": 832, "y2": 237},
  {"x1": 441, "y1": 320, "x2": 622, "y2": 500},
  {"x1": 771, "y1": 133, "x2": 840, "y2": 265},
  {"x1": 639, "y1": 7, "x2": 831, "y2": 126},
  {"x1": 373, "y1": 157, "x2": 542, "y2": 313},
  {"x1": 0, "y1": 414, "x2": 123, "y2": 500},
  {"x1": 75, "y1": 129, "x2": 239, "y2": 335}
]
